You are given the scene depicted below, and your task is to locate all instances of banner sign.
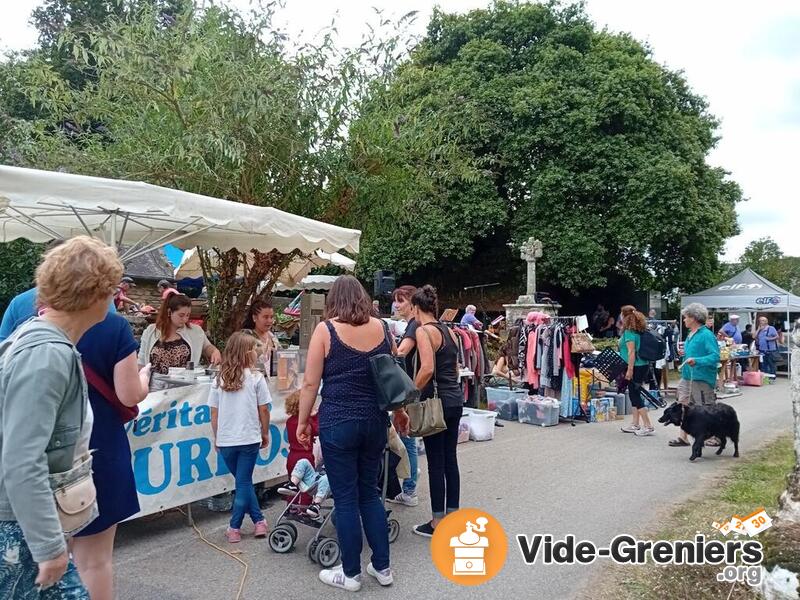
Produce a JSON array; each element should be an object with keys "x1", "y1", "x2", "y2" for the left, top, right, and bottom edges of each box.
[{"x1": 125, "y1": 381, "x2": 291, "y2": 518}]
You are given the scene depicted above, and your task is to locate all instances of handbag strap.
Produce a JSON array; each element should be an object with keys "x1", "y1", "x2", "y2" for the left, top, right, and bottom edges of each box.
[
  {"x1": 82, "y1": 361, "x2": 120, "y2": 406},
  {"x1": 379, "y1": 319, "x2": 394, "y2": 355},
  {"x1": 420, "y1": 324, "x2": 439, "y2": 395}
]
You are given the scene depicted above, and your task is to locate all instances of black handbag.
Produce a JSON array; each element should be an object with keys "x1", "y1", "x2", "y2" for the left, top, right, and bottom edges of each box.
[{"x1": 369, "y1": 321, "x2": 421, "y2": 411}]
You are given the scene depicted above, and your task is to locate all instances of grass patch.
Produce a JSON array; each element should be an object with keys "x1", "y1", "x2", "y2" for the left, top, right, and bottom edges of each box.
[{"x1": 587, "y1": 435, "x2": 796, "y2": 600}]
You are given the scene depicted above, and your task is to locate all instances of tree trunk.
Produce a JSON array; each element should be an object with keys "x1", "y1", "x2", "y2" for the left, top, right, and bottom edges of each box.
[{"x1": 202, "y1": 248, "x2": 295, "y2": 347}]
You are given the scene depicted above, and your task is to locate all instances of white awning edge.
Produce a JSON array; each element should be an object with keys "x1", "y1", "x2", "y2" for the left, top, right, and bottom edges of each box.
[{"x1": 0, "y1": 166, "x2": 361, "y2": 256}]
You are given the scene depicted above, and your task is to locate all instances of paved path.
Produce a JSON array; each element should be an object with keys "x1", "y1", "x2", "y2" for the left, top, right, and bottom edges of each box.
[{"x1": 114, "y1": 381, "x2": 793, "y2": 600}]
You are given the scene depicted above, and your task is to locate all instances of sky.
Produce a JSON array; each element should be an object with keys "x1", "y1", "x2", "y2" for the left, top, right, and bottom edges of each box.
[{"x1": 1, "y1": 0, "x2": 798, "y2": 261}]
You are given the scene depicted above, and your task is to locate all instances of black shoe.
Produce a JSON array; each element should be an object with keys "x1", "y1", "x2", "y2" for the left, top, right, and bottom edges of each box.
[
  {"x1": 306, "y1": 503, "x2": 323, "y2": 522},
  {"x1": 413, "y1": 522, "x2": 435, "y2": 538},
  {"x1": 277, "y1": 482, "x2": 299, "y2": 496}
]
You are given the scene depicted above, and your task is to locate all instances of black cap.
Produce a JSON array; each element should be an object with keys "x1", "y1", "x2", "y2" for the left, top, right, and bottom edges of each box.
[
  {"x1": 157, "y1": 279, "x2": 171, "y2": 288},
  {"x1": 121, "y1": 276, "x2": 136, "y2": 286}
]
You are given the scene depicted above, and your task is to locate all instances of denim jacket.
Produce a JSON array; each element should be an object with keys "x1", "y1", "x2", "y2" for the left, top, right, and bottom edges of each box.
[{"x1": 0, "y1": 319, "x2": 88, "y2": 562}]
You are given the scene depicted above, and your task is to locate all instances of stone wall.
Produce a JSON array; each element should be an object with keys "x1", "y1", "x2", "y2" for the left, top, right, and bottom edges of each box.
[{"x1": 127, "y1": 281, "x2": 163, "y2": 309}]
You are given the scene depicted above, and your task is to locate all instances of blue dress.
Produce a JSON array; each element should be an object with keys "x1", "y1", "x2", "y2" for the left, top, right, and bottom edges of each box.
[{"x1": 74, "y1": 312, "x2": 140, "y2": 536}]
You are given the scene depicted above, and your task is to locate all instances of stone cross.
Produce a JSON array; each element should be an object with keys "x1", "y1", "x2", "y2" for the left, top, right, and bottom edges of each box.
[{"x1": 519, "y1": 237, "x2": 543, "y2": 298}]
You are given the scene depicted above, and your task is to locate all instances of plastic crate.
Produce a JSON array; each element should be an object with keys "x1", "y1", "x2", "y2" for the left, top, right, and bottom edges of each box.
[
  {"x1": 517, "y1": 396, "x2": 560, "y2": 427},
  {"x1": 457, "y1": 416, "x2": 471, "y2": 444},
  {"x1": 462, "y1": 407, "x2": 497, "y2": 441},
  {"x1": 485, "y1": 387, "x2": 525, "y2": 421}
]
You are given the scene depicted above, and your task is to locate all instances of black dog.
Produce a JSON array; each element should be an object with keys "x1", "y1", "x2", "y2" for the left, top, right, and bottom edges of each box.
[{"x1": 658, "y1": 402, "x2": 740, "y2": 462}]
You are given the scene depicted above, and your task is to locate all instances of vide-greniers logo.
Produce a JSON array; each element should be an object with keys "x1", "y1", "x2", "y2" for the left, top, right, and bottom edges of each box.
[
  {"x1": 513, "y1": 509, "x2": 771, "y2": 586},
  {"x1": 430, "y1": 509, "x2": 508, "y2": 586}
]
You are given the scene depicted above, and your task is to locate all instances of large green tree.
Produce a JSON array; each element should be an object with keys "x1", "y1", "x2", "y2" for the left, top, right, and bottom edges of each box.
[
  {"x1": 340, "y1": 1, "x2": 742, "y2": 293},
  {"x1": 738, "y1": 237, "x2": 800, "y2": 293},
  {"x1": 6, "y1": 3, "x2": 402, "y2": 342}
]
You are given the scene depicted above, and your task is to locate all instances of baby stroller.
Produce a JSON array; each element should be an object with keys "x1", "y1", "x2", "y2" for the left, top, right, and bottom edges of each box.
[{"x1": 268, "y1": 443, "x2": 401, "y2": 568}]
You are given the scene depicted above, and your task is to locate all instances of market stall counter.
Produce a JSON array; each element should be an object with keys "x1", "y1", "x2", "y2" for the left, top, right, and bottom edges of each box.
[{"x1": 126, "y1": 366, "x2": 299, "y2": 519}]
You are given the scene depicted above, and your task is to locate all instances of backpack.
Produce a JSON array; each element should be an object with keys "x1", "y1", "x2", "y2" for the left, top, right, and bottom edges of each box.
[{"x1": 638, "y1": 329, "x2": 666, "y2": 362}]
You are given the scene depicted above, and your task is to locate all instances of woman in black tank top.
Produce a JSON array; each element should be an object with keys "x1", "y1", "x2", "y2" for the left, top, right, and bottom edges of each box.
[{"x1": 410, "y1": 285, "x2": 464, "y2": 538}]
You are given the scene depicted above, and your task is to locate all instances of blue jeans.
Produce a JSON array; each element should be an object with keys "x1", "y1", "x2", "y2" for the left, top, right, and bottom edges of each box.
[
  {"x1": 0, "y1": 521, "x2": 88, "y2": 599},
  {"x1": 763, "y1": 351, "x2": 777, "y2": 375},
  {"x1": 401, "y1": 435, "x2": 418, "y2": 495},
  {"x1": 320, "y1": 418, "x2": 390, "y2": 578},
  {"x1": 292, "y1": 459, "x2": 330, "y2": 500},
  {"x1": 218, "y1": 443, "x2": 264, "y2": 529}
]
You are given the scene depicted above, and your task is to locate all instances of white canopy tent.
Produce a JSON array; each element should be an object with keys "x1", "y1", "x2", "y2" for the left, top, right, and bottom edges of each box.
[
  {"x1": 682, "y1": 268, "x2": 797, "y2": 374},
  {"x1": 0, "y1": 166, "x2": 360, "y2": 262},
  {"x1": 174, "y1": 247, "x2": 355, "y2": 288},
  {"x1": 681, "y1": 268, "x2": 800, "y2": 314},
  {"x1": 274, "y1": 275, "x2": 341, "y2": 292}
]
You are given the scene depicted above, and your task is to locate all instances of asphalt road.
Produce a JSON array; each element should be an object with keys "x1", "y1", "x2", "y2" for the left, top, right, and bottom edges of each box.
[{"x1": 114, "y1": 380, "x2": 793, "y2": 600}]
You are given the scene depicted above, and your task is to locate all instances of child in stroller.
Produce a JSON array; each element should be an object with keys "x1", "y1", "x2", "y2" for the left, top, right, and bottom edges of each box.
[{"x1": 278, "y1": 459, "x2": 329, "y2": 522}]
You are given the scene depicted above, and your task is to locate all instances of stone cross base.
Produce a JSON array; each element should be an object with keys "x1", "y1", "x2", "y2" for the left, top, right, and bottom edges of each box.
[{"x1": 504, "y1": 302, "x2": 561, "y2": 324}]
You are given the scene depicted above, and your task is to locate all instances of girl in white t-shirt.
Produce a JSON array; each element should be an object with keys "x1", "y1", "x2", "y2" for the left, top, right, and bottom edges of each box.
[{"x1": 209, "y1": 332, "x2": 272, "y2": 543}]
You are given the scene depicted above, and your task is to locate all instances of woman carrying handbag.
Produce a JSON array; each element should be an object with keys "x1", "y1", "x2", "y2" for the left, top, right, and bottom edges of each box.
[{"x1": 410, "y1": 286, "x2": 464, "y2": 538}]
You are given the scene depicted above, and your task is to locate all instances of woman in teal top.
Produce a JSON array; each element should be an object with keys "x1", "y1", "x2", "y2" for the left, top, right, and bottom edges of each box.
[
  {"x1": 619, "y1": 308, "x2": 655, "y2": 436},
  {"x1": 669, "y1": 302, "x2": 720, "y2": 447}
]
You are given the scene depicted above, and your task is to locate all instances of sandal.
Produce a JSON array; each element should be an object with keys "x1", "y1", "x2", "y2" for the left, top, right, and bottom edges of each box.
[{"x1": 668, "y1": 439, "x2": 690, "y2": 447}]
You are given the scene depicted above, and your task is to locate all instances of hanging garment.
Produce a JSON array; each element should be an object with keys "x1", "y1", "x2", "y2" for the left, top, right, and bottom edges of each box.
[
  {"x1": 468, "y1": 330, "x2": 481, "y2": 374},
  {"x1": 526, "y1": 327, "x2": 540, "y2": 388},
  {"x1": 539, "y1": 326, "x2": 554, "y2": 389},
  {"x1": 508, "y1": 321, "x2": 522, "y2": 371},
  {"x1": 550, "y1": 324, "x2": 565, "y2": 391},
  {"x1": 560, "y1": 370, "x2": 574, "y2": 418},
  {"x1": 518, "y1": 324, "x2": 529, "y2": 375},
  {"x1": 563, "y1": 326, "x2": 576, "y2": 380}
]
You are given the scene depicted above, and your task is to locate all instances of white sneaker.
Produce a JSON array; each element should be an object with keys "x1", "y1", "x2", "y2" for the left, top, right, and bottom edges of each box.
[
  {"x1": 635, "y1": 427, "x2": 655, "y2": 437},
  {"x1": 366, "y1": 563, "x2": 394, "y2": 586},
  {"x1": 620, "y1": 424, "x2": 640, "y2": 433},
  {"x1": 319, "y1": 566, "x2": 362, "y2": 592},
  {"x1": 387, "y1": 492, "x2": 419, "y2": 507}
]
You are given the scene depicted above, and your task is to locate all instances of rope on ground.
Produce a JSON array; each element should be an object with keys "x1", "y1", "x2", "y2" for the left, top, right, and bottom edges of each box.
[
  {"x1": 726, "y1": 581, "x2": 737, "y2": 600},
  {"x1": 176, "y1": 507, "x2": 249, "y2": 600}
]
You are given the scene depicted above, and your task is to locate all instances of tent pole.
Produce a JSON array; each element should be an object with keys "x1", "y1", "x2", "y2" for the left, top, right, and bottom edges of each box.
[
  {"x1": 69, "y1": 206, "x2": 95, "y2": 238},
  {"x1": 120, "y1": 217, "x2": 204, "y2": 261},
  {"x1": 122, "y1": 223, "x2": 214, "y2": 262}
]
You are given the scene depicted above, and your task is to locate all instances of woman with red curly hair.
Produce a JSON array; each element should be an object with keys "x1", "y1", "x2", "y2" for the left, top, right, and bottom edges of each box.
[{"x1": 619, "y1": 308, "x2": 655, "y2": 437}]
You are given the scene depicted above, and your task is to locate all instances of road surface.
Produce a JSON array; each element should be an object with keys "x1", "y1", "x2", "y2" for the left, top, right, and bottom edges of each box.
[{"x1": 114, "y1": 380, "x2": 793, "y2": 599}]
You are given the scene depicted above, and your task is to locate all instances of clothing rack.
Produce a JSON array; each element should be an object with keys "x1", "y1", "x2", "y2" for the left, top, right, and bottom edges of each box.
[{"x1": 522, "y1": 315, "x2": 590, "y2": 425}]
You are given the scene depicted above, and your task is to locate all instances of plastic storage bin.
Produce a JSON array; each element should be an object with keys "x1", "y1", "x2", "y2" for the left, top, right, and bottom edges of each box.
[
  {"x1": 457, "y1": 415, "x2": 471, "y2": 444},
  {"x1": 486, "y1": 387, "x2": 525, "y2": 421},
  {"x1": 517, "y1": 396, "x2": 560, "y2": 427},
  {"x1": 462, "y1": 407, "x2": 497, "y2": 441}
]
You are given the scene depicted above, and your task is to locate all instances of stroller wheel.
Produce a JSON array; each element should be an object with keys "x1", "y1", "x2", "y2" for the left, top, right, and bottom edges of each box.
[
  {"x1": 316, "y1": 537, "x2": 341, "y2": 569},
  {"x1": 388, "y1": 518, "x2": 400, "y2": 544},
  {"x1": 268, "y1": 525, "x2": 295, "y2": 554},
  {"x1": 282, "y1": 521, "x2": 298, "y2": 543},
  {"x1": 306, "y1": 537, "x2": 321, "y2": 563}
]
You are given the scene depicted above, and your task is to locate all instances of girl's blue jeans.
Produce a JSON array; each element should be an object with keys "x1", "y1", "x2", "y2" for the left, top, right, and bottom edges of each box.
[{"x1": 218, "y1": 443, "x2": 264, "y2": 529}]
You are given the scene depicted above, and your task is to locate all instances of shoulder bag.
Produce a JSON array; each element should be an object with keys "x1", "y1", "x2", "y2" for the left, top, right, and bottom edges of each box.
[
  {"x1": 407, "y1": 325, "x2": 447, "y2": 437},
  {"x1": 49, "y1": 452, "x2": 98, "y2": 537},
  {"x1": 570, "y1": 332, "x2": 595, "y2": 354},
  {"x1": 83, "y1": 361, "x2": 139, "y2": 423},
  {"x1": 369, "y1": 320, "x2": 421, "y2": 411}
]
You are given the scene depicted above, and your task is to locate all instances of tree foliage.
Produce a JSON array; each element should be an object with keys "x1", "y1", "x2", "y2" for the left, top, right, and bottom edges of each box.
[
  {"x1": 6, "y1": 2, "x2": 404, "y2": 343},
  {"x1": 0, "y1": 240, "x2": 44, "y2": 315},
  {"x1": 341, "y1": 1, "x2": 742, "y2": 293},
  {"x1": 738, "y1": 237, "x2": 800, "y2": 293}
]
